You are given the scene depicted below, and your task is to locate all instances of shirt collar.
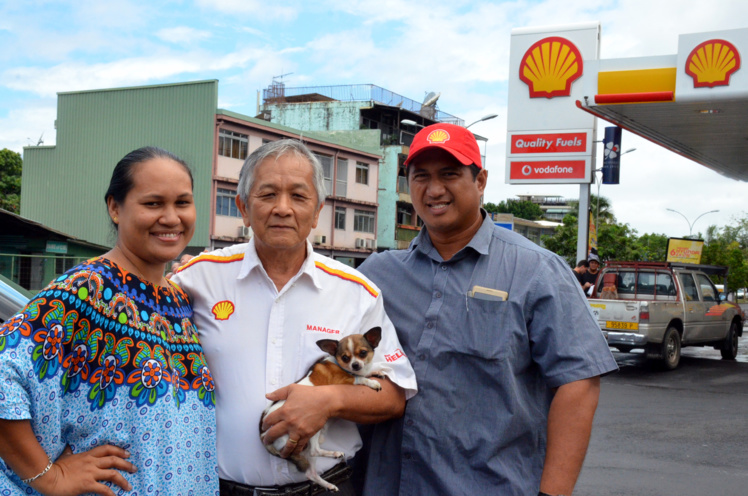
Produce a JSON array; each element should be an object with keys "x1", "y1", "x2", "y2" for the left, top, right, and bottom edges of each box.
[
  {"x1": 238, "y1": 238, "x2": 322, "y2": 291},
  {"x1": 412, "y1": 208, "x2": 493, "y2": 262}
]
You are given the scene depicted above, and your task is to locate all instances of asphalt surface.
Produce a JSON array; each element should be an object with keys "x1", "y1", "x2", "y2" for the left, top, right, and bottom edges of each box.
[{"x1": 575, "y1": 333, "x2": 748, "y2": 496}]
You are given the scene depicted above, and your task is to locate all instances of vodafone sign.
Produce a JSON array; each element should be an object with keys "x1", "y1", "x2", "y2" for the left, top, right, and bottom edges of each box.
[{"x1": 508, "y1": 158, "x2": 590, "y2": 183}]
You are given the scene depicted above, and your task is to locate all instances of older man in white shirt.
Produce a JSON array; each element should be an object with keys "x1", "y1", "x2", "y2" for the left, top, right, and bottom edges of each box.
[{"x1": 173, "y1": 139, "x2": 416, "y2": 496}]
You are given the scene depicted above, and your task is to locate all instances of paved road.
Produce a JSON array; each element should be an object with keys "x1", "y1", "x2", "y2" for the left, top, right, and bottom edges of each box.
[{"x1": 575, "y1": 341, "x2": 748, "y2": 496}]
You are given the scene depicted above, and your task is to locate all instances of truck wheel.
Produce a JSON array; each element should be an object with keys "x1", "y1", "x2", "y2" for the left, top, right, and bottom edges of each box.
[
  {"x1": 661, "y1": 326, "x2": 681, "y2": 370},
  {"x1": 720, "y1": 321, "x2": 739, "y2": 360}
]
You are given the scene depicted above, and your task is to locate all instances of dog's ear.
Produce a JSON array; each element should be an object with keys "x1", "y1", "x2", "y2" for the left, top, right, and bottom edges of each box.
[
  {"x1": 317, "y1": 339, "x2": 339, "y2": 356},
  {"x1": 363, "y1": 327, "x2": 382, "y2": 349}
]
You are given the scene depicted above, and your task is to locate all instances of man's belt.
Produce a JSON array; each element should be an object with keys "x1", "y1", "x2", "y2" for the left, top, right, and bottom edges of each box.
[{"x1": 219, "y1": 462, "x2": 352, "y2": 496}]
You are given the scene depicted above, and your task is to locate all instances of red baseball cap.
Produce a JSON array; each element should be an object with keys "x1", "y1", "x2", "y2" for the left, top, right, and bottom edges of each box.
[{"x1": 405, "y1": 122, "x2": 482, "y2": 169}]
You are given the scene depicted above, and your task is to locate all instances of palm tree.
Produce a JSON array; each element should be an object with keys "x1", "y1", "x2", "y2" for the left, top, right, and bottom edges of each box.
[{"x1": 567, "y1": 194, "x2": 616, "y2": 227}]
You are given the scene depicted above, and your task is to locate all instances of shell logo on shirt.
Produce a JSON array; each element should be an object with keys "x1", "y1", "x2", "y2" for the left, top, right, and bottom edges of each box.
[
  {"x1": 211, "y1": 300, "x2": 235, "y2": 321},
  {"x1": 520, "y1": 36, "x2": 583, "y2": 99},
  {"x1": 685, "y1": 39, "x2": 741, "y2": 88}
]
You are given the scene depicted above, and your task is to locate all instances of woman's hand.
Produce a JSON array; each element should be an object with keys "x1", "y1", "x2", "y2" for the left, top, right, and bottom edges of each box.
[{"x1": 32, "y1": 445, "x2": 137, "y2": 496}]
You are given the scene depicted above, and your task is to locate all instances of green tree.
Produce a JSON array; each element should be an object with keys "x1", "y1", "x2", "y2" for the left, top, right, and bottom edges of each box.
[
  {"x1": 483, "y1": 202, "x2": 500, "y2": 215},
  {"x1": 636, "y1": 233, "x2": 669, "y2": 261},
  {"x1": 541, "y1": 213, "x2": 579, "y2": 265},
  {"x1": 568, "y1": 194, "x2": 616, "y2": 226},
  {"x1": 0, "y1": 148, "x2": 22, "y2": 213},
  {"x1": 494, "y1": 199, "x2": 544, "y2": 221}
]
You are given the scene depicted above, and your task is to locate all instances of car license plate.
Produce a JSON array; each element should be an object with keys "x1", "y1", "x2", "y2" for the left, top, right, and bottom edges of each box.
[{"x1": 606, "y1": 321, "x2": 638, "y2": 330}]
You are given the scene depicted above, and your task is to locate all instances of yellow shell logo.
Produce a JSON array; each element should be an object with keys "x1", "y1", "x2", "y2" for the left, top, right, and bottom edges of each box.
[
  {"x1": 685, "y1": 39, "x2": 741, "y2": 88},
  {"x1": 426, "y1": 129, "x2": 450, "y2": 144},
  {"x1": 211, "y1": 300, "x2": 235, "y2": 321},
  {"x1": 520, "y1": 36, "x2": 583, "y2": 99}
]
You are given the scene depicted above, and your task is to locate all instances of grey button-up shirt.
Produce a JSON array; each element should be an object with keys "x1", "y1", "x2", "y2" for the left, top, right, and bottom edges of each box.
[{"x1": 358, "y1": 212, "x2": 617, "y2": 496}]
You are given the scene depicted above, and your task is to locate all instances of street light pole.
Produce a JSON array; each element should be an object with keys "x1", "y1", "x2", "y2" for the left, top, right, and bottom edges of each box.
[
  {"x1": 466, "y1": 113, "x2": 498, "y2": 129},
  {"x1": 593, "y1": 148, "x2": 636, "y2": 232},
  {"x1": 666, "y1": 208, "x2": 719, "y2": 238},
  {"x1": 400, "y1": 119, "x2": 423, "y2": 128}
]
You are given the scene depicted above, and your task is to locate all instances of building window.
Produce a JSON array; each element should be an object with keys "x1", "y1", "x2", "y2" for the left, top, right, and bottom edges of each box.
[
  {"x1": 314, "y1": 153, "x2": 333, "y2": 196},
  {"x1": 335, "y1": 207, "x2": 346, "y2": 230},
  {"x1": 219, "y1": 130, "x2": 249, "y2": 160},
  {"x1": 397, "y1": 205, "x2": 412, "y2": 225},
  {"x1": 356, "y1": 162, "x2": 369, "y2": 185},
  {"x1": 397, "y1": 153, "x2": 409, "y2": 193},
  {"x1": 216, "y1": 187, "x2": 240, "y2": 217},
  {"x1": 336, "y1": 159, "x2": 348, "y2": 198},
  {"x1": 354, "y1": 209, "x2": 375, "y2": 233}
]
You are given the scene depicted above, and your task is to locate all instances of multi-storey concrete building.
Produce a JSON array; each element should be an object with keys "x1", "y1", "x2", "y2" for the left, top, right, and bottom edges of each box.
[
  {"x1": 20, "y1": 80, "x2": 382, "y2": 267},
  {"x1": 260, "y1": 82, "x2": 471, "y2": 250}
]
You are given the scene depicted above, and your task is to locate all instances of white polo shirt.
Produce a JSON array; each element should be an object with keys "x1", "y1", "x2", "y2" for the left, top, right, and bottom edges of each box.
[{"x1": 172, "y1": 240, "x2": 417, "y2": 486}]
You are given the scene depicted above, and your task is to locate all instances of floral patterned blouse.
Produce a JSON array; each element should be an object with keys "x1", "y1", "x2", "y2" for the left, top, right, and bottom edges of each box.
[{"x1": 0, "y1": 257, "x2": 218, "y2": 495}]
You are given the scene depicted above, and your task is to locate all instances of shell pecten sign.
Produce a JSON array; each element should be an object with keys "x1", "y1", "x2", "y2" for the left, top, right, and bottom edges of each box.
[
  {"x1": 520, "y1": 36, "x2": 583, "y2": 98},
  {"x1": 685, "y1": 38, "x2": 741, "y2": 88}
]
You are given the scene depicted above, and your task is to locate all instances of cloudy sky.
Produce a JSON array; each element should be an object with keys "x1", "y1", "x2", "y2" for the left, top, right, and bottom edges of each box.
[{"x1": 2, "y1": 0, "x2": 747, "y2": 239}]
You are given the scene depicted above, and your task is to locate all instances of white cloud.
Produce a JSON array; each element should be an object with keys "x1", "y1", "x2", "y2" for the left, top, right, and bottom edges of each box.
[
  {"x1": 156, "y1": 26, "x2": 213, "y2": 44},
  {"x1": 0, "y1": 104, "x2": 57, "y2": 153},
  {"x1": 194, "y1": 0, "x2": 298, "y2": 20}
]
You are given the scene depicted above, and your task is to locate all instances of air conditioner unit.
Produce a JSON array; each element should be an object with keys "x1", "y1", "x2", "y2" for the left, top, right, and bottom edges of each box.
[
  {"x1": 238, "y1": 226, "x2": 252, "y2": 238},
  {"x1": 366, "y1": 239, "x2": 377, "y2": 250},
  {"x1": 313, "y1": 235, "x2": 327, "y2": 245},
  {"x1": 355, "y1": 238, "x2": 367, "y2": 249}
]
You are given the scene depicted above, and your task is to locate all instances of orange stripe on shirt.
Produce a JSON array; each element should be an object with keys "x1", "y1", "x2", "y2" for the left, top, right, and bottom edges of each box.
[
  {"x1": 176, "y1": 253, "x2": 245, "y2": 273},
  {"x1": 314, "y1": 261, "x2": 379, "y2": 298}
]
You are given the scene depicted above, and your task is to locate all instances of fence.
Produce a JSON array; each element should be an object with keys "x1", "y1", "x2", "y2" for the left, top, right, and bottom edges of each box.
[
  {"x1": 0, "y1": 253, "x2": 91, "y2": 293},
  {"x1": 263, "y1": 83, "x2": 465, "y2": 126}
]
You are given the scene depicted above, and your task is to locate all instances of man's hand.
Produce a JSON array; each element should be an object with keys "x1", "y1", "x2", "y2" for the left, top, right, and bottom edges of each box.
[
  {"x1": 261, "y1": 384, "x2": 336, "y2": 458},
  {"x1": 33, "y1": 445, "x2": 137, "y2": 496}
]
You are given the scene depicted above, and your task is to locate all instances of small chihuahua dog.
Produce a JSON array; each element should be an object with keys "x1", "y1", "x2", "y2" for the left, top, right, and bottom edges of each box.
[{"x1": 260, "y1": 326, "x2": 383, "y2": 492}]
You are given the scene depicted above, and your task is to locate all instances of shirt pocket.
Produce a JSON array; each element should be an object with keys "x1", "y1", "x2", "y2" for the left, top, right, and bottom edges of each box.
[{"x1": 433, "y1": 295, "x2": 515, "y2": 362}]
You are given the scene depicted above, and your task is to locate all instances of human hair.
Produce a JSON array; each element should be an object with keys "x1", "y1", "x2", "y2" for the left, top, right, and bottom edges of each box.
[
  {"x1": 577, "y1": 260, "x2": 589, "y2": 268},
  {"x1": 237, "y1": 139, "x2": 326, "y2": 209},
  {"x1": 467, "y1": 164, "x2": 481, "y2": 180},
  {"x1": 104, "y1": 146, "x2": 193, "y2": 209}
]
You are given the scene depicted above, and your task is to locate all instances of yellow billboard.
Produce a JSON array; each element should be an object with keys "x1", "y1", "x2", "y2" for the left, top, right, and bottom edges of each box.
[{"x1": 666, "y1": 238, "x2": 704, "y2": 264}]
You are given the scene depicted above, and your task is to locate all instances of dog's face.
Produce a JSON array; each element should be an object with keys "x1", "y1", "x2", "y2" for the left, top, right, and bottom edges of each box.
[{"x1": 317, "y1": 326, "x2": 382, "y2": 376}]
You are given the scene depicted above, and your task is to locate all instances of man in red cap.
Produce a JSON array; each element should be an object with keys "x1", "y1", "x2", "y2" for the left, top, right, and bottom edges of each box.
[{"x1": 357, "y1": 123, "x2": 617, "y2": 496}]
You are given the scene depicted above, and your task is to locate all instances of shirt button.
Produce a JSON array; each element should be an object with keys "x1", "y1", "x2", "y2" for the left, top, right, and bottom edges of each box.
[
  {"x1": 271, "y1": 379, "x2": 277, "y2": 385},
  {"x1": 404, "y1": 453, "x2": 412, "y2": 460},
  {"x1": 418, "y1": 354, "x2": 426, "y2": 361},
  {"x1": 434, "y1": 291, "x2": 442, "y2": 298},
  {"x1": 406, "y1": 419, "x2": 414, "y2": 426},
  {"x1": 426, "y1": 322, "x2": 434, "y2": 329},
  {"x1": 440, "y1": 265, "x2": 447, "y2": 271}
]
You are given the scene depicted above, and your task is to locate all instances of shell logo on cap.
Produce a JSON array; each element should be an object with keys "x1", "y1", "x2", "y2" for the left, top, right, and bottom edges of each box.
[
  {"x1": 426, "y1": 129, "x2": 450, "y2": 144},
  {"x1": 685, "y1": 39, "x2": 741, "y2": 88},
  {"x1": 211, "y1": 300, "x2": 235, "y2": 321},
  {"x1": 520, "y1": 36, "x2": 583, "y2": 99}
]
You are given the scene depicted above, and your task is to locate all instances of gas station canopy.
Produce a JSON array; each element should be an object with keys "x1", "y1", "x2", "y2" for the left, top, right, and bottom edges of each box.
[{"x1": 577, "y1": 27, "x2": 748, "y2": 182}]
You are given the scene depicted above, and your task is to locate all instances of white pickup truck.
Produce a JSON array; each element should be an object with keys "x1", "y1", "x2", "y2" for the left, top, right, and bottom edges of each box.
[{"x1": 589, "y1": 262, "x2": 744, "y2": 369}]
